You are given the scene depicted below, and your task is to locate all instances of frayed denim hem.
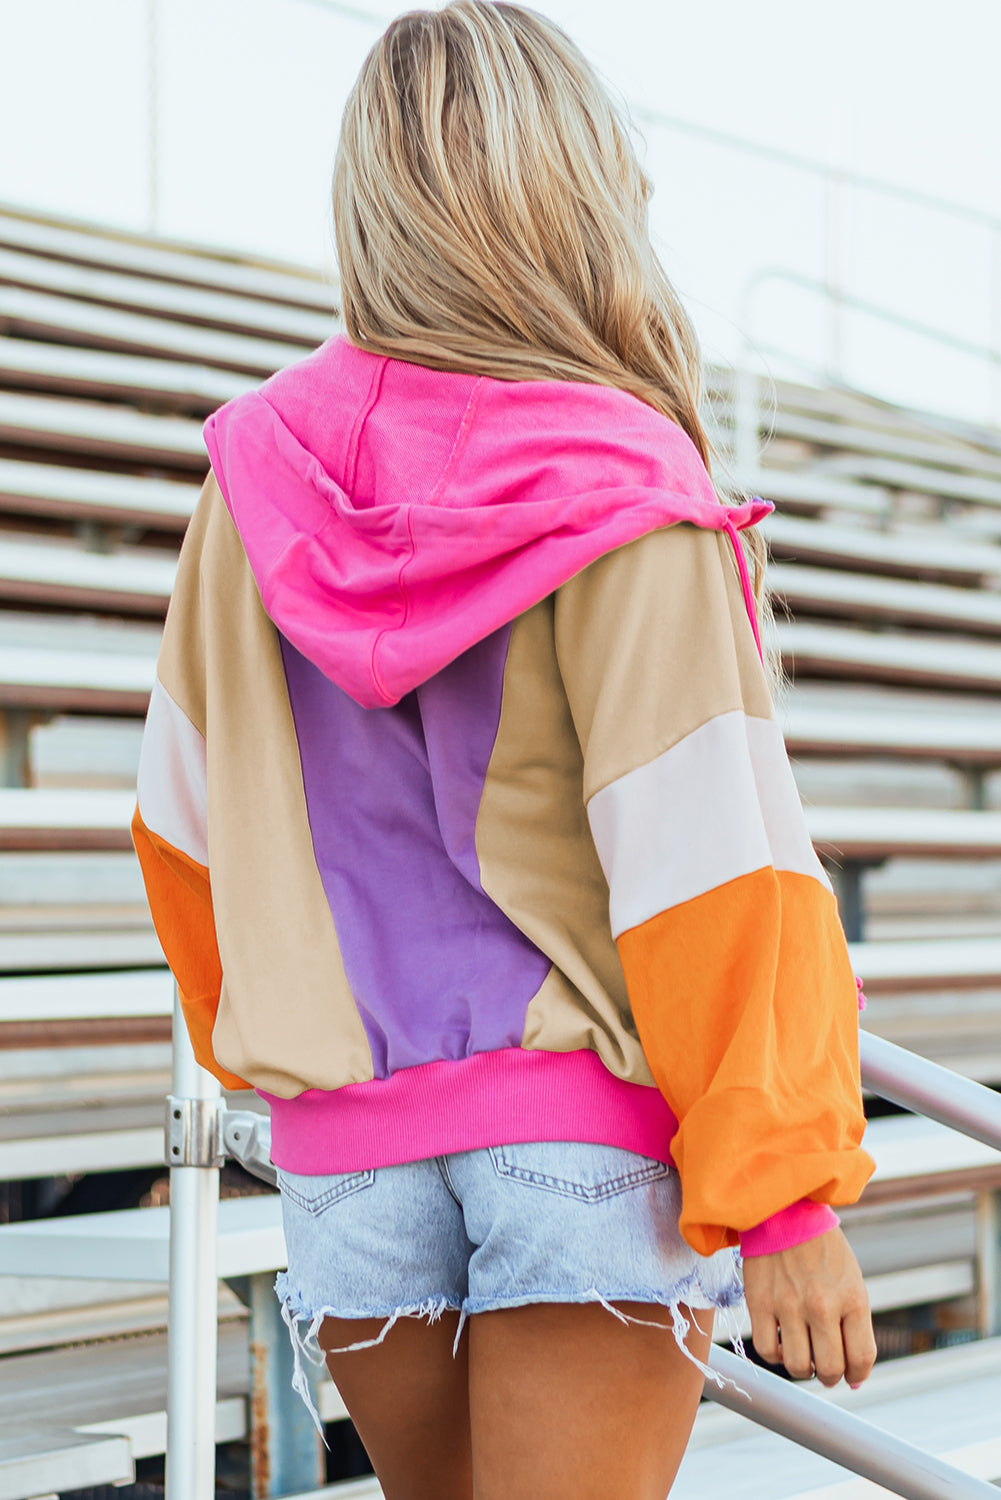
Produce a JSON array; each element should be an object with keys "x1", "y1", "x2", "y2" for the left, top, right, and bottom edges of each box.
[
  {"x1": 274, "y1": 1270, "x2": 463, "y2": 1438},
  {"x1": 274, "y1": 1266, "x2": 750, "y2": 1437}
]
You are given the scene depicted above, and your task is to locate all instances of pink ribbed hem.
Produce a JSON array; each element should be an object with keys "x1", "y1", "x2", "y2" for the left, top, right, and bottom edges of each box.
[
  {"x1": 262, "y1": 1048, "x2": 679, "y2": 1174},
  {"x1": 739, "y1": 1199, "x2": 841, "y2": 1258}
]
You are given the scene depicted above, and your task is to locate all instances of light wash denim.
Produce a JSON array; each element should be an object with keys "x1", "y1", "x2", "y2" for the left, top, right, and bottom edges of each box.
[{"x1": 274, "y1": 1140, "x2": 746, "y2": 1431}]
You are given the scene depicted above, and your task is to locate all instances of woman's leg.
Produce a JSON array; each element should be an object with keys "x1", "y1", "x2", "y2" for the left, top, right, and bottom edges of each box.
[
  {"x1": 468, "y1": 1300, "x2": 712, "y2": 1500},
  {"x1": 320, "y1": 1301, "x2": 711, "y2": 1500},
  {"x1": 319, "y1": 1312, "x2": 473, "y2": 1500}
]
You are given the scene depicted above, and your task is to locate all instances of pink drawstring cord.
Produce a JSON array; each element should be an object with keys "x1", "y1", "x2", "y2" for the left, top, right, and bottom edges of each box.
[
  {"x1": 856, "y1": 977, "x2": 867, "y2": 1013},
  {"x1": 723, "y1": 513, "x2": 764, "y2": 665}
]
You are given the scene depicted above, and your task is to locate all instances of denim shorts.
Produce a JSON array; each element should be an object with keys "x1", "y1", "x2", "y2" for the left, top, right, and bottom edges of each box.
[{"x1": 274, "y1": 1140, "x2": 746, "y2": 1429}]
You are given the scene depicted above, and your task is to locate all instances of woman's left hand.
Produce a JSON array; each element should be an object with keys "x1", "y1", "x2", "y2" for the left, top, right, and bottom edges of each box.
[{"x1": 742, "y1": 1226, "x2": 877, "y2": 1388}]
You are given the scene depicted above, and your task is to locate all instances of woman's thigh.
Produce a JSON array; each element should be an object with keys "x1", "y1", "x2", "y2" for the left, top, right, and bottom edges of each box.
[
  {"x1": 468, "y1": 1299, "x2": 712, "y2": 1500},
  {"x1": 320, "y1": 1311, "x2": 472, "y2": 1500}
]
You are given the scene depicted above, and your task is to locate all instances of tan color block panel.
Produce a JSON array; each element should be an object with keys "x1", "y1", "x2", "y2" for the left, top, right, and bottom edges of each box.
[
  {"x1": 159, "y1": 472, "x2": 373, "y2": 1096},
  {"x1": 554, "y1": 524, "x2": 774, "y2": 803},
  {"x1": 477, "y1": 599, "x2": 655, "y2": 1088}
]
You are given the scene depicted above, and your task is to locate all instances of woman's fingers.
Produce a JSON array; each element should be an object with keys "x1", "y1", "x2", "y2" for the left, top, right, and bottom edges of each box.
[
  {"x1": 774, "y1": 1314, "x2": 814, "y2": 1381},
  {"x1": 842, "y1": 1301, "x2": 878, "y2": 1388},
  {"x1": 806, "y1": 1303, "x2": 847, "y2": 1387},
  {"x1": 749, "y1": 1309, "x2": 781, "y2": 1367}
]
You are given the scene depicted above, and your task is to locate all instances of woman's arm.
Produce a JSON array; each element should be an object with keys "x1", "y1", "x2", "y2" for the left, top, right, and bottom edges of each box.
[
  {"x1": 133, "y1": 471, "x2": 250, "y2": 1090},
  {"x1": 553, "y1": 521, "x2": 875, "y2": 1256}
]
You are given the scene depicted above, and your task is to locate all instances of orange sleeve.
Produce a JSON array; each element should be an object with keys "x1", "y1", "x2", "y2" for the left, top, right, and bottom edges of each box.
[
  {"x1": 618, "y1": 870, "x2": 871, "y2": 1254},
  {"x1": 132, "y1": 806, "x2": 250, "y2": 1091}
]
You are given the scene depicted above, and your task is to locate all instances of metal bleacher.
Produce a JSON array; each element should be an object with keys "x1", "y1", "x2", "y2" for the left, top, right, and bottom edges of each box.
[
  {"x1": 0, "y1": 202, "x2": 999, "y2": 1498},
  {"x1": 0, "y1": 205, "x2": 344, "y2": 1499}
]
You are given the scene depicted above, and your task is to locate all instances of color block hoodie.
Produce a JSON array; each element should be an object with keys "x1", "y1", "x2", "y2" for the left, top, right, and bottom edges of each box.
[{"x1": 133, "y1": 334, "x2": 874, "y2": 1259}]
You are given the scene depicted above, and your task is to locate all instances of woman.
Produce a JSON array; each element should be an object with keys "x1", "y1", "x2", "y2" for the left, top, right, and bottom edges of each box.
[{"x1": 134, "y1": 5, "x2": 877, "y2": 1496}]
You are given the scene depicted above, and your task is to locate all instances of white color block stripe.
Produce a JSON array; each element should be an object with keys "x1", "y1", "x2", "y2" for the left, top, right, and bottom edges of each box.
[
  {"x1": 745, "y1": 714, "x2": 831, "y2": 891},
  {"x1": 136, "y1": 677, "x2": 208, "y2": 866},
  {"x1": 588, "y1": 710, "x2": 830, "y2": 940}
]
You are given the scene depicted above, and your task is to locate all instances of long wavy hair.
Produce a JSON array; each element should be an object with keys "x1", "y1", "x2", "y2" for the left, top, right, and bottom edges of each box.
[{"x1": 332, "y1": 0, "x2": 770, "y2": 616}]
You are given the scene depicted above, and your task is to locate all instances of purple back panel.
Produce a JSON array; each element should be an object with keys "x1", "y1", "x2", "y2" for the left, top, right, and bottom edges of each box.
[{"x1": 279, "y1": 629, "x2": 551, "y2": 1078}]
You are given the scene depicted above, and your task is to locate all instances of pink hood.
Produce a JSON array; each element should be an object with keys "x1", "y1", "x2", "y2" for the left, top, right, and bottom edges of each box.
[{"x1": 202, "y1": 335, "x2": 771, "y2": 708}]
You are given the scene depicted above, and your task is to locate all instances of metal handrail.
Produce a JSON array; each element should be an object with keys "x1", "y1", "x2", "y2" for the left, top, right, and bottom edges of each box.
[
  {"x1": 706, "y1": 1346, "x2": 999, "y2": 1500},
  {"x1": 743, "y1": 268, "x2": 1001, "y2": 374},
  {"x1": 733, "y1": 266, "x2": 1001, "y2": 470},
  {"x1": 631, "y1": 104, "x2": 1001, "y2": 237},
  {"x1": 861, "y1": 1031, "x2": 1001, "y2": 1153}
]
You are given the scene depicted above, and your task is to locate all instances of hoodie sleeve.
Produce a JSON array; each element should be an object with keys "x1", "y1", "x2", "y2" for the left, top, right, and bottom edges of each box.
[
  {"x1": 554, "y1": 521, "x2": 873, "y2": 1257},
  {"x1": 132, "y1": 471, "x2": 250, "y2": 1090}
]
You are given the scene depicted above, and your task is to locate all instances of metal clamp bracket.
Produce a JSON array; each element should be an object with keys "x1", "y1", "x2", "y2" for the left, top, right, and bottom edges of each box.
[
  {"x1": 221, "y1": 1109, "x2": 277, "y2": 1187},
  {"x1": 166, "y1": 1096, "x2": 225, "y2": 1168}
]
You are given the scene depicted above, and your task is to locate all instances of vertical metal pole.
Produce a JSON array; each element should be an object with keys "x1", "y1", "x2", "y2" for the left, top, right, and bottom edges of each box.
[
  {"x1": 248, "y1": 1271, "x2": 326, "y2": 1497},
  {"x1": 975, "y1": 1187, "x2": 1000, "y2": 1338},
  {"x1": 165, "y1": 984, "x2": 221, "y2": 1500},
  {"x1": 828, "y1": 861, "x2": 864, "y2": 942},
  {"x1": 0, "y1": 710, "x2": 32, "y2": 788}
]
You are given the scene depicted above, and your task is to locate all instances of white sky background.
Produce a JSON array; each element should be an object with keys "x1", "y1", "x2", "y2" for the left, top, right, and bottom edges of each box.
[{"x1": 1, "y1": 0, "x2": 1000, "y2": 430}]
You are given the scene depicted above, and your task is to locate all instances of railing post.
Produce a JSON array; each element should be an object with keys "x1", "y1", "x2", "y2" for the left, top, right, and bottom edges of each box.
[
  {"x1": 247, "y1": 1271, "x2": 326, "y2": 1497},
  {"x1": 826, "y1": 859, "x2": 865, "y2": 942},
  {"x1": 975, "y1": 1186, "x2": 1001, "y2": 1338},
  {"x1": 165, "y1": 983, "x2": 222, "y2": 1500}
]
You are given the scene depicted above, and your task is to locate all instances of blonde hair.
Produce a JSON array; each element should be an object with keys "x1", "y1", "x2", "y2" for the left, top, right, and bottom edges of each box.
[{"x1": 332, "y1": 1, "x2": 770, "y2": 616}]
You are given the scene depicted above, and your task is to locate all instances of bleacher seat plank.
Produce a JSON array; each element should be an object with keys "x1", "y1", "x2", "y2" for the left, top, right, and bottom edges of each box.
[
  {"x1": 0, "y1": 626, "x2": 156, "y2": 711},
  {"x1": 0, "y1": 244, "x2": 334, "y2": 346},
  {"x1": 0, "y1": 968, "x2": 171, "y2": 1022},
  {"x1": 0, "y1": 285, "x2": 313, "y2": 376},
  {"x1": 859, "y1": 1112, "x2": 1001, "y2": 1202},
  {"x1": 805, "y1": 805, "x2": 1001, "y2": 861},
  {"x1": 0, "y1": 536, "x2": 175, "y2": 614},
  {"x1": 0, "y1": 1121, "x2": 164, "y2": 1180},
  {"x1": 770, "y1": 409, "x2": 1001, "y2": 482},
  {"x1": 0, "y1": 1195, "x2": 284, "y2": 1281},
  {"x1": 840, "y1": 1195, "x2": 975, "y2": 1280},
  {"x1": 766, "y1": 373, "x2": 1001, "y2": 458},
  {"x1": 0, "y1": 209, "x2": 336, "y2": 313},
  {"x1": 742, "y1": 467, "x2": 891, "y2": 517},
  {"x1": 848, "y1": 937, "x2": 1001, "y2": 992},
  {"x1": 0, "y1": 458, "x2": 199, "y2": 528},
  {"x1": 764, "y1": 511, "x2": 1001, "y2": 586},
  {"x1": 0, "y1": 1322, "x2": 248, "y2": 1457},
  {"x1": 771, "y1": 562, "x2": 1001, "y2": 636},
  {"x1": 0, "y1": 334, "x2": 253, "y2": 410},
  {"x1": 0, "y1": 390, "x2": 208, "y2": 468},
  {"x1": 0, "y1": 928, "x2": 163, "y2": 973},
  {"x1": 781, "y1": 698, "x2": 1001, "y2": 763},
  {"x1": 817, "y1": 451, "x2": 1001, "y2": 509},
  {"x1": 774, "y1": 620, "x2": 1001, "y2": 690},
  {"x1": 0, "y1": 788, "x2": 136, "y2": 850},
  {"x1": 0, "y1": 1017, "x2": 171, "y2": 1050},
  {"x1": 0, "y1": 1424, "x2": 133, "y2": 1497}
]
